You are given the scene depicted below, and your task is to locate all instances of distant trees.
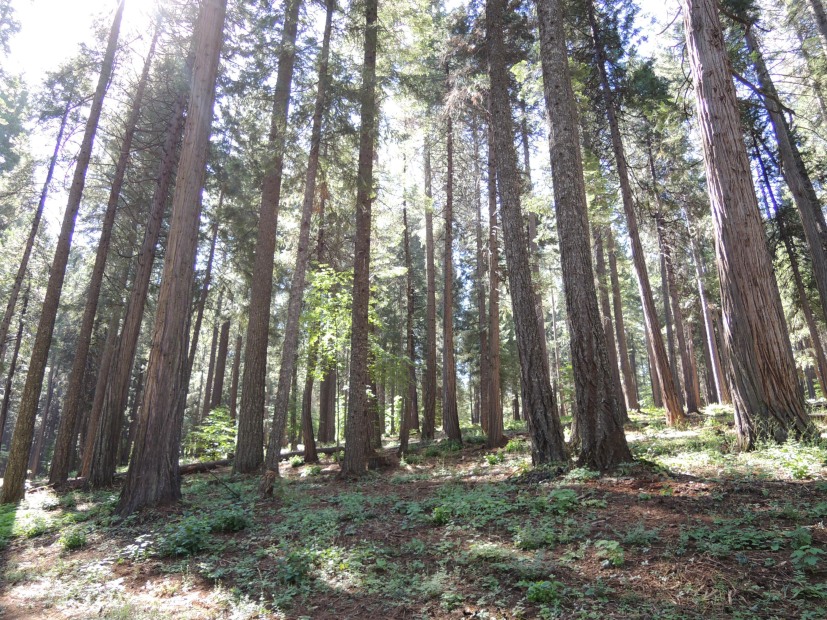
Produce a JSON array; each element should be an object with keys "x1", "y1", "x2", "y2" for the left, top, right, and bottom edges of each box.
[{"x1": 2, "y1": 0, "x2": 826, "y2": 511}]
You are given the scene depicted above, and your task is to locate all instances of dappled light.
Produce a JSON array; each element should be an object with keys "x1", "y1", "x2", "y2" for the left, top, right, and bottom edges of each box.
[{"x1": 1, "y1": 0, "x2": 827, "y2": 616}]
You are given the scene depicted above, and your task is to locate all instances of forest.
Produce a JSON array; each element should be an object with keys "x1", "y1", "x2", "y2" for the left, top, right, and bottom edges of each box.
[{"x1": 0, "y1": 0, "x2": 826, "y2": 616}]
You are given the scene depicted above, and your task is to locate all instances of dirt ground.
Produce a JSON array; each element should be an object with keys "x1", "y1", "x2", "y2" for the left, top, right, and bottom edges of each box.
[{"x1": 1, "y1": 415, "x2": 826, "y2": 619}]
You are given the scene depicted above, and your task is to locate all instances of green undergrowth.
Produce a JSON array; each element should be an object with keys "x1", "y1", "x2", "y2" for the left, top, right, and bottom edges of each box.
[{"x1": 1, "y1": 412, "x2": 825, "y2": 619}]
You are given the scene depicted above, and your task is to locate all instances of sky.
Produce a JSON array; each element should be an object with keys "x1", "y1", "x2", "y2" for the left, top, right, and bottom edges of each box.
[
  {"x1": 4, "y1": 0, "x2": 680, "y2": 235},
  {"x1": 8, "y1": 0, "x2": 679, "y2": 86},
  {"x1": 8, "y1": 0, "x2": 156, "y2": 82}
]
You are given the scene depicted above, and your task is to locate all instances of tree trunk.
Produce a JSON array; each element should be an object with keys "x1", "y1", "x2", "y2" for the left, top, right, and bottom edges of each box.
[
  {"x1": 300, "y1": 339, "x2": 319, "y2": 464},
  {"x1": 654, "y1": 210, "x2": 700, "y2": 413},
  {"x1": 229, "y1": 334, "x2": 242, "y2": 421},
  {"x1": 1, "y1": 1, "x2": 125, "y2": 504},
  {"x1": 593, "y1": 228, "x2": 629, "y2": 421},
  {"x1": 537, "y1": 0, "x2": 630, "y2": 468},
  {"x1": 399, "y1": 206, "x2": 416, "y2": 455},
  {"x1": 289, "y1": 362, "x2": 299, "y2": 451},
  {"x1": 88, "y1": 87, "x2": 189, "y2": 489},
  {"x1": 685, "y1": 321, "x2": 704, "y2": 407},
  {"x1": 119, "y1": 366, "x2": 143, "y2": 466},
  {"x1": 680, "y1": 0, "x2": 813, "y2": 448},
  {"x1": 235, "y1": 0, "x2": 303, "y2": 474},
  {"x1": 684, "y1": 209, "x2": 729, "y2": 404},
  {"x1": 78, "y1": 306, "x2": 122, "y2": 479},
  {"x1": 115, "y1": 0, "x2": 226, "y2": 515},
  {"x1": 607, "y1": 230, "x2": 639, "y2": 410},
  {"x1": 586, "y1": 0, "x2": 684, "y2": 425},
  {"x1": 520, "y1": 101, "x2": 551, "y2": 371},
  {"x1": 472, "y1": 117, "x2": 490, "y2": 442},
  {"x1": 341, "y1": 0, "x2": 378, "y2": 476},
  {"x1": 49, "y1": 25, "x2": 157, "y2": 486},
  {"x1": 0, "y1": 287, "x2": 28, "y2": 448},
  {"x1": 422, "y1": 140, "x2": 437, "y2": 441},
  {"x1": 0, "y1": 101, "x2": 69, "y2": 369},
  {"x1": 211, "y1": 320, "x2": 230, "y2": 409},
  {"x1": 30, "y1": 363, "x2": 57, "y2": 479},
  {"x1": 660, "y1": 251, "x2": 683, "y2": 408},
  {"x1": 488, "y1": 0, "x2": 566, "y2": 463},
  {"x1": 548, "y1": 275, "x2": 565, "y2": 417},
  {"x1": 259, "y1": 0, "x2": 332, "y2": 489},
  {"x1": 77, "y1": 238, "x2": 134, "y2": 480},
  {"x1": 645, "y1": 326, "x2": 663, "y2": 408},
  {"x1": 755, "y1": 142, "x2": 827, "y2": 396},
  {"x1": 744, "y1": 24, "x2": 827, "y2": 331},
  {"x1": 201, "y1": 324, "x2": 219, "y2": 421},
  {"x1": 441, "y1": 105, "x2": 461, "y2": 443},
  {"x1": 319, "y1": 364, "x2": 335, "y2": 443},
  {"x1": 486, "y1": 120, "x2": 503, "y2": 446},
  {"x1": 806, "y1": 0, "x2": 827, "y2": 54},
  {"x1": 187, "y1": 220, "x2": 219, "y2": 378}
]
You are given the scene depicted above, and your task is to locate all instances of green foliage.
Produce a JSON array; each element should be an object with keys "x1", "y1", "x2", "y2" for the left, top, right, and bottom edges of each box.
[
  {"x1": 289, "y1": 455, "x2": 304, "y2": 468},
  {"x1": 210, "y1": 508, "x2": 249, "y2": 533},
  {"x1": 521, "y1": 579, "x2": 565, "y2": 604},
  {"x1": 430, "y1": 505, "x2": 451, "y2": 526},
  {"x1": 59, "y1": 527, "x2": 87, "y2": 551},
  {"x1": 183, "y1": 407, "x2": 236, "y2": 460},
  {"x1": 504, "y1": 438, "x2": 528, "y2": 453},
  {"x1": 792, "y1": 546, "x2": 825, "y2": 572},
  {"x1": 621, "y1": 522, "x2": 661, "y2": 547},
  {"x1": 547, "y1": 488, "x2": 580, "y2": 514},
  {"x1": 564, "y1": 467, "x2": 600, "y2": 482},
  {"x1": 594, "y1": 539, "x2": 625, "y2": 566},
  {"x1": 0, "y1": 504, "x2": 16, "y2": 548},
  {"x1": 272, "y1": 548, "x2": 315, "y2": 586},
  {"x1": 158, "y1": 516, "x2": 211, "y2": 557},
  {"x1": 18, "y1": 516, "x2": 50, "y2": 538}
]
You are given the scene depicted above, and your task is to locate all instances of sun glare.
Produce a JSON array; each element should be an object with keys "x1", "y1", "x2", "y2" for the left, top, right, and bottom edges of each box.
[{"x1": 9, "y1": 0, "x2": 156, "y2": 85}]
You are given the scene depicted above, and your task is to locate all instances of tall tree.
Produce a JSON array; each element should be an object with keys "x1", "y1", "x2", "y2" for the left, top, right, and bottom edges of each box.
[
  {"x1": 486, "y1": 119, "x2": 503, "y2": 446},
  {"x1": 87, "y1": 82, "x2": 189, "y2": 488},
  {"x1": 234, "y1": 0, "x2": 303, "y2": 474},
  {"x1": 654, "y1": 208, "x2": 701, "y2": 414},
  {"x1": 341, "y1": 0, "x2": 379, "y2": 476},
  {"x1": 422, "y1": 140, "x2": 437, "y2": 440},
  {"x1": 116, "y1": 0, "x2": 226, "y2": 514},
  {"x1": 679, "y1": 0, "x2": 814, "y2": 448},
  {"x1": 738, "y1": 16, "x2": 827, "y2": 327},
  {"x1": 607, "y1": 230, "x2": 639, "y2": 409},
  {"x1": 0, "y1": 286, "x2": 27, "y2": 448},
  {"x1": 684, "y1": 208, "x2": 730, "y2": 404},
  {"x1": 441, "y1": 95, "x2": 461, "y2": 443},
  {"x1": 537, "y1": 0, "x2": 631, "y2": 468},
  {"x1": 487, "y1": 0, "x2": 565, "y2": 463},
  {"x1": 0, "y1": 1, "x2": 125, "y2": 504},
  {"x1": 260, "y1": 0, "x2": 333, "y2": 489},
  {"x1": 399, "y1": 204, "x2": 415, "y2": 455},
  {"x1": 201, "y1": 323, "x2": 219, "y2": 420},
  {"x1": 0, "y1": 98, "x2": 70, "y2": 368},
  {"x1": 211, "y1": 320, "x2": 230, "y2": 409},
  {"x1": 50, "y1": 28, "x2": 158, "y2": 484},
  {"x1": 229, "y1": 334, "x2": 242, "y2": 420},
  {"x1": 585, "y1": 0, "x2": 684, "y2": 425},
  {"x1": 472, "y1": 119, "x2": 490, "y2": 437}
]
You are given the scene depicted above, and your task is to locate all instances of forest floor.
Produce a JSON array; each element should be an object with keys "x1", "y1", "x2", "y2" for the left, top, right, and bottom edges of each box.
[{"x1": 0, "y1": 406, "x2": 826, "y2": 619}]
